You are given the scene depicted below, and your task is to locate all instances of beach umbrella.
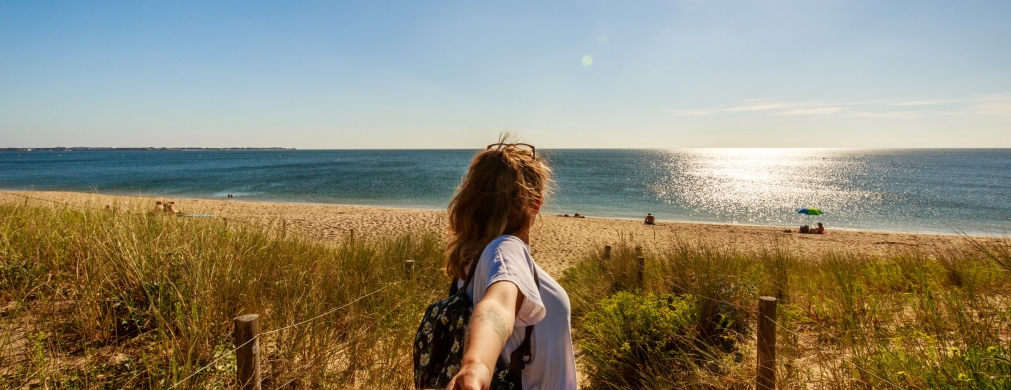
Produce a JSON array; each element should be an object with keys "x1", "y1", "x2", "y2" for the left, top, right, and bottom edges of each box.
[
  {"x1": 796, "y1": 208, "x2": 823, "y2": 231},
  {"x1": 796, "y1": 207, "x2": 823, "y2": 216}
]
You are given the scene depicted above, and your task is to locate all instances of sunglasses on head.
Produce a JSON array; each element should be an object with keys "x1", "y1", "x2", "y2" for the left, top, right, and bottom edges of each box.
[{"x1": 486, "y1": 143, "x2": 536, "y2": 159}]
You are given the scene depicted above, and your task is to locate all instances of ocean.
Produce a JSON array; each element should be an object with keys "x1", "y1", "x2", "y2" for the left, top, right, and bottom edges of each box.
[{"x1": 1, "y1": 149, "x2": 1009, "y2": 235}]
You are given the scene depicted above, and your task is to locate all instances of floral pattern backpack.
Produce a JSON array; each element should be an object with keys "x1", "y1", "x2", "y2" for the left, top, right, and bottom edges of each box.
[{"x1": 413, "y1": 258, "x2": 537, "y2": 389}]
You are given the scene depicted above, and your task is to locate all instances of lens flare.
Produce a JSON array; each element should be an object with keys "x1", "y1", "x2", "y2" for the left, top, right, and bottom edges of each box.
[{"x1": 582, "y1": 55, "x2": 593, "y2": 66}]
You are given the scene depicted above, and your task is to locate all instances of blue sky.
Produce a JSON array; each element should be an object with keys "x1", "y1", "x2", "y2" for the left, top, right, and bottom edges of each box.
[{"x1": 2, "y1": 1, "x2": 1009, "y2": 148}]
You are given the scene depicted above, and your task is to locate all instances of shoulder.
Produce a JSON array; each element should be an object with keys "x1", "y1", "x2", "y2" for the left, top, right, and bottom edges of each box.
[{"x1": 482, "y1": 235, "x2": 530, "y2": 261}]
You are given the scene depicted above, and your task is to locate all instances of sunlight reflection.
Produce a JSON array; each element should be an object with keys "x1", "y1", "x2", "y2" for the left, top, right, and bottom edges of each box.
[{"x1": 646, "y1": 149, "x2": 877, "y2": 225}]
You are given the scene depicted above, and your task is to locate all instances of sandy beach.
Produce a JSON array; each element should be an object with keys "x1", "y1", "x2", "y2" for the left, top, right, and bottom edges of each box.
[{"x1": 1, "y1": 190, "x2": 992, "y2": 277}]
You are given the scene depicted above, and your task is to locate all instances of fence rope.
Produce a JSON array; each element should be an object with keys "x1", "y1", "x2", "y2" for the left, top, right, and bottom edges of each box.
[
  {"x1": 660, "y1": 275, "x2": 905, "y2": 389},
  {"x1": 269, "y1": 296, "x2": 411, "y2": 390},
  {"x1": 260, "y1": 281, "x2": 400, "y2": 337},
  {"x1": 167, "y1": 332, "x2": 258, "y2": 389},
  {"x1": 167, "y1": 281, "x2": 400, "y2": 389},
  {"x1": 763, "y1": 313, "x2": 903, "y2": 390}
]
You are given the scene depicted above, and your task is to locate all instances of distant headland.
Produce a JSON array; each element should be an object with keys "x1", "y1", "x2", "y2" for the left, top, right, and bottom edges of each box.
[{"x1": 0, "y1": 147, "x2": 295, "y2": 152}]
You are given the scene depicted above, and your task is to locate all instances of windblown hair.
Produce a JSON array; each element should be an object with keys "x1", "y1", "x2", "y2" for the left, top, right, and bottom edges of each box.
[{"x1": 444, "y1": 136, "x2": 552, "y2": 280}]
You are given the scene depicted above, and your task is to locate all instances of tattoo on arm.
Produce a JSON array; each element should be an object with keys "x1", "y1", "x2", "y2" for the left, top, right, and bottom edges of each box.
[{"x1": 471, "y1": 305, "x2": 511, "y2": 343}]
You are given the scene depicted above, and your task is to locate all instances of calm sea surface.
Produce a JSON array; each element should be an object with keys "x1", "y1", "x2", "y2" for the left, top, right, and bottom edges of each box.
[{"x1": 1, "y1": 149, "x2": 1009, "y2": 235}]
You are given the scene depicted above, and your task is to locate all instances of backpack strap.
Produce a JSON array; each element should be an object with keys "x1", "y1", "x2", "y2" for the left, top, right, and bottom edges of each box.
[
  {"x1": 449, "y1": 256, "x2": 482, "y2": 296},
  {"x1": 507, "y1": 267, "x2": 540, "y2": 378},
  {"x1": 456, "y1": 253, "x2": 541, "y2": 379}
]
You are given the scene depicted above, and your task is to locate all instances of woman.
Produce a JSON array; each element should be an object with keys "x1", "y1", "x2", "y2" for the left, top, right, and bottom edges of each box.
[{"x1": 445, "y1": 138, "x2": 577, "y2": 390}]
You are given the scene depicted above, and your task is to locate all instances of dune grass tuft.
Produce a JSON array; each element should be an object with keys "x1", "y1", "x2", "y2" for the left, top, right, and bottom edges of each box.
[
  {"x1": 561, "y1": 238, "x2": 1011, "y2": 389},
  {"x1": 3, "y1": 198, "x2": 1009, "y2": 389},
  {"x1": 0, "y1": 201, "x2": 447, "y2": 389}
]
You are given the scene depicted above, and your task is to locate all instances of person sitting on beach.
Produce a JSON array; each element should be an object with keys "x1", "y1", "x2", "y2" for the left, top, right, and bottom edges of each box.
[
  {"x1": 153, "y1": 201, "x2": 164, "y2": 213},
  {"x1": 812, "y1": 222, "x2": 826, "y2": 234},
  {"x1": 644, "y1": 213, "x2": 655, "y2": 225},
  {"x1": 166, "y1": 201, "x2": 180, "y2": 214},
  {"x1": 573, "y1": 212, "x2": 584, "y2": 218}
]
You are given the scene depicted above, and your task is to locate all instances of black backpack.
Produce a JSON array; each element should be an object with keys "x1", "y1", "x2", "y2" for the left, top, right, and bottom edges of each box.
[{"x1": 413, "y1": 258, "x2": 537, "y2": 389}]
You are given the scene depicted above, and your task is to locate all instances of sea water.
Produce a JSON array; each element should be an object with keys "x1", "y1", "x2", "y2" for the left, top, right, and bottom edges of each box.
[{"x1": 1, "y1": 149, "x2": 1008, "y2": 235}]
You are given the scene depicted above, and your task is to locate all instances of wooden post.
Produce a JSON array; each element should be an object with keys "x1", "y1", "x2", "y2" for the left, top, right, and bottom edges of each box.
[
  {"x1": 637, "y1": 256, "x2": 645, "y2": 289},
  {"x1": 604, "y1": 245, "x2": 611, "y2": 260},
  {"x1": 234, "y1": 314, "x2": 261, "y2": 390},
  {"x1": 756, "y1": 296, "x2": 778, "y2": 390},
  {"x1": 635, "y1": 245, "x2": 642, "y2": 257},
  {"x1": 405, "y1": 259, "x2": 416, "y2": 276}
]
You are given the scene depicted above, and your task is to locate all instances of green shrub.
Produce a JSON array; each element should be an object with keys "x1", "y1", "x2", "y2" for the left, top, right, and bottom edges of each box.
[
  {"x1": 860, "y1": 342, "x2": 1011, "y2": 389},
  {"x1": 561, "y1": 242, "x2": 648, "y2": 324},
  {"x1": 653, "y1": 241, "x2": 757, "y2": 349},
  {"x1": 581, "y1": 291, "x2": 710, "y2": 389}
]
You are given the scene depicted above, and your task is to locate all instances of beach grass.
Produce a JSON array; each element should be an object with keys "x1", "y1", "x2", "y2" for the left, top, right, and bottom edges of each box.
[
  {"x1": 0, "y1": 201, "x2": 448, "y2": 389},
  {"x1": 560, "y1": 238, "x2": 1011, "y2": 389},
  {"x1": 2, "y1": 198, "x2": 1009, "y2": 389}
]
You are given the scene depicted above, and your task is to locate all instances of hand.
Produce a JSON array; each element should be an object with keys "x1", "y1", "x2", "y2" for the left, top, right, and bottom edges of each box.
[{"x1": 446, "y1": 362, "x2": 492, "y2": 390}]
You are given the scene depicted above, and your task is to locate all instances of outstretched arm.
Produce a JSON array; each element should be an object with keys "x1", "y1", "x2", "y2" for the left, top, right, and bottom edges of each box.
[{"x1": 447, "y1": 281, "x2": 523, "y2": 390}]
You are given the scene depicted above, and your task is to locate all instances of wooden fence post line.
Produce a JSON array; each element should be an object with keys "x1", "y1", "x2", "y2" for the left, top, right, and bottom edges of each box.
[
  {"x1": 234, "y1": 314, "x2": 261, "y2": 390},
  {"x1": 636, "y1": 256, "x2": 645, "y2": 288},
  {"x1": 405, "y1": 259, "x2": 415, "y2": 276},
  {"x1": 756, "y1": 296, "x2": 778, "y2": 390},
  {"x1": 603, "y1": 245, "x2": 611, "y2": 260}
]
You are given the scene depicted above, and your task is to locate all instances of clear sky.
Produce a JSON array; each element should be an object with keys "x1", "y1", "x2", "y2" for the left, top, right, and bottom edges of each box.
[{"x1": 2, "y1": 1, "x2": 1009, "y2": 148}]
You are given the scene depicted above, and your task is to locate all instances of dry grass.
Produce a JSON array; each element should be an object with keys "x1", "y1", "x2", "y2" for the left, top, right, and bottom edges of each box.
[
  {"x1": 561, "y1": 238, "x2": 1011, "y2": 389},
  {"x1": 3, "y1": 197, "x2": 1009, "y2": 389},
  {"x1": 0, "y1": 200, "x2": 447, "y2": 389}
]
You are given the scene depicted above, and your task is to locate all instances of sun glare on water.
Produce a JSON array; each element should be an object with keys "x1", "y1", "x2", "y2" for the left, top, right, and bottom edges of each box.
[{"x1": 645, "y1": 149, "x2": 869, "y2": 225}]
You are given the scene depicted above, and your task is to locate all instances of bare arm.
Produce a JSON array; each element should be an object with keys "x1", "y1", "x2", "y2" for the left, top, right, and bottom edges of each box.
[{"x1": 447, "y1": 281, "x2": 524, "y2": 390}]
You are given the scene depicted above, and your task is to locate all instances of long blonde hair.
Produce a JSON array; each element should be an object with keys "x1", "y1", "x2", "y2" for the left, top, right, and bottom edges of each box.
[{"x1": 445, "y1": 135, "x2": 552, "y2": 280}]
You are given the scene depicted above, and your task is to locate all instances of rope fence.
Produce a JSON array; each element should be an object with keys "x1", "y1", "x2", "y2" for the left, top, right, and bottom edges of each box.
[
  {"x1": 659, "y1": 271, "x2": 907, "y2": 389},
  {"x1": 167, "y1": 281, "x2": 401, "y2": 389},
  {"x1": 265, "y1": 295, "x2": 413, "y2": 390}
]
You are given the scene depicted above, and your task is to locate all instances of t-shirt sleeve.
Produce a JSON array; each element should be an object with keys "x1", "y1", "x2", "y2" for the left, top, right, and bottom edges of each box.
[{"x1": 483, "y1": 238, "x2": 546, "y2": 326}]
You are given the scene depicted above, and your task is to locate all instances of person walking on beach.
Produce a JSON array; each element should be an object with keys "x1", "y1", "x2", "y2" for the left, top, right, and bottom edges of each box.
[
  {"x1": 644, "y1": 213, "x2": 655, "y2": 225},
  {"x1": 445, "y1": 137, "x2": 577, "y2": 390}
]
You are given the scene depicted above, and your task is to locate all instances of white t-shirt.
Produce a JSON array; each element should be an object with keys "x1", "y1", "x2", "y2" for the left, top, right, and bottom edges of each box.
[{"x1": 463, "y1": 235, "x2": 578, "y2": 390}]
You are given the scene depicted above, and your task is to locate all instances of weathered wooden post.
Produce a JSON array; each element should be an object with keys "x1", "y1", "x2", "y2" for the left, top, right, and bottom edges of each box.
[
  {"x1": 405, "y1": 259, "x2": 416, "y2": 276},
  {"x1": 756, "y1": 296, "x2": 778, "y2": 390},
  {"x1": 603, "y1": 245, "x2": 611, "y2": 260},
  {"x1": 234, "y1": 314, "x2": 261, "y2": 390},
  {"x1": 637, "y1": 256, "x2": 645, "y2": 289}
]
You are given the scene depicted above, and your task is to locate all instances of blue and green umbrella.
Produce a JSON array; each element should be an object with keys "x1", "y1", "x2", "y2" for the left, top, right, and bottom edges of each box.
[{"x1": 796, "y1": 207, "x2": 823, "y2": 216}]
